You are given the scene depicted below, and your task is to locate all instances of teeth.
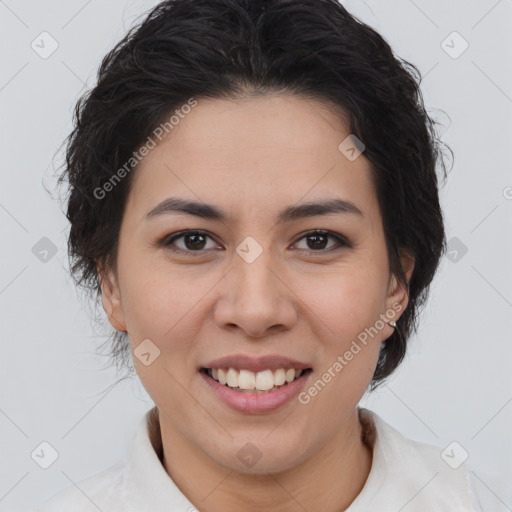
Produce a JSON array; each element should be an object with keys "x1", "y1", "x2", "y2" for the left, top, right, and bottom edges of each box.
[
  {"x1": 274, "y1": 368, "x2": 286, "y2": 386},
  {"x1": 218, "y1": 368, "x2": 227, "y2": 385},
  {"x1": 285, "y1": 369, "x2": 295, "y2": 383},
  {"x1": 207, "y1": 367, "x2": 307, "y2": 391},
  {"x1": 255, "y1": 370, "x2": 274, "y2": 390},
  {"x1": 226, "y1": 368, "x2": 238, "y2": 387},
  {"x1": 238, "y1": 369, "x2": 256, "y2": 390}
]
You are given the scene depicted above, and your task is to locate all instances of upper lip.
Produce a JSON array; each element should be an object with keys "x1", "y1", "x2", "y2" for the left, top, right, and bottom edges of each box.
[{"x1": 202, "y1": 354, "x2": 312, "y2": 373}]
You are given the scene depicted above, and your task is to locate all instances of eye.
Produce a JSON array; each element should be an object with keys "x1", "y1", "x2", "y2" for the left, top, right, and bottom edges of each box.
[
  {"x1": 293, "y1": 230, "x2": 349, "y2": 253},
  {"x1": 163, "y1": 230, "x2": 219, "y2": 255}
]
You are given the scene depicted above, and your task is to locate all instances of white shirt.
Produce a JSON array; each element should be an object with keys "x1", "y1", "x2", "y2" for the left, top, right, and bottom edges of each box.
[{"x1": 35, "y1": 406, "x2": 484, "y2": 511}]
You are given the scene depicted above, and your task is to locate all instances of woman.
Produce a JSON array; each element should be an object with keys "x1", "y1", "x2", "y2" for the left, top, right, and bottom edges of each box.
[{"x1": 37, "y1": 0, "x2": 483, "y2": 510}]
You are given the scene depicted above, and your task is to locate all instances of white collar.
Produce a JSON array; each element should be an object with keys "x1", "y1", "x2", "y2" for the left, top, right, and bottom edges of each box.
[
  {"x1": 119, "y1": 406, "x2": 476, "y2": 511},
  {"x1": 120, "y1": 407, "x2": 196, "y2": 510},
  {"x1": 346, "y1": 408, "x2": 475, "y2": 511}
]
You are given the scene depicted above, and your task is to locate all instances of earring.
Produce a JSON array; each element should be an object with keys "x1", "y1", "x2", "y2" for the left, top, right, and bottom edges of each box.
[{"x1": 388, "y1": 320, "x2": 397, "y2": 328}]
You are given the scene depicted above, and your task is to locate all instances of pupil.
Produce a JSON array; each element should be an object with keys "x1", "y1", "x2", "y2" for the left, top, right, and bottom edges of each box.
[
  {"x1": 308, "y1": 234, "x2": 327, "y2": 250},
  {"x1": 186, "y1": 233, "x2": 205, "y2": 250}
]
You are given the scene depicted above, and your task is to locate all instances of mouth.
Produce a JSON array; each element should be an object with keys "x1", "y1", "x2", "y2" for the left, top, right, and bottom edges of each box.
[
  {"x1": 199, "y1": 354, "x2": 313, "y2": 413},
  {"x1": 200, "y1": 367, "x2": 313, "y2": 394}
]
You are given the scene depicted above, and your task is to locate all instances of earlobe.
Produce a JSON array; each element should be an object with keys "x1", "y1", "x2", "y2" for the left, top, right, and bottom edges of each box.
[{"x1": 97, "y1": 262, "x2": 127, "y2": 332}]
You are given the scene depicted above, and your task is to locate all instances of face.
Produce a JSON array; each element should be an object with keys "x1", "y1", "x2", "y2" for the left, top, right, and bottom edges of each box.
[{"x1": 99, "y1": 93, "x2": 413, "y2": 474}]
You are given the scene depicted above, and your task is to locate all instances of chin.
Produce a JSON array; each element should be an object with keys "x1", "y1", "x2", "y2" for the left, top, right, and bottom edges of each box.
[{"x1": 205, "y1": 435, "x2": 311, "y2": 475}]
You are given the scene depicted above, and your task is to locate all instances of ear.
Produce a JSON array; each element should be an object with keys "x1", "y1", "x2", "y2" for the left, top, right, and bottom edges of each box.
[
  {"x1": 385, "y1": 248, "x2": 415, "y2": 319},
  {"x1": 97, "y1": 261, "x2": 127, "y2": 332}
]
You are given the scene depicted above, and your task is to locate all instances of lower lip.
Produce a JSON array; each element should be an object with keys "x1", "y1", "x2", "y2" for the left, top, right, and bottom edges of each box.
[{"x1": 200, "y1": 370, "x2": 312, "y2": 414}]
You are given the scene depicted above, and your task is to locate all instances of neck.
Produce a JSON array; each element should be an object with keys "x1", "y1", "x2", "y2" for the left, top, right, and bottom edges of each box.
[{"x1": 153, "y1": 407, "x2": 373, "y2": 512}]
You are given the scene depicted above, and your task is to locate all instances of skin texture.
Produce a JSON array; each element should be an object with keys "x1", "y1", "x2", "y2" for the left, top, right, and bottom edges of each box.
[{"x1": 99, "y1": 93, "x2": 414, "y2": 511}]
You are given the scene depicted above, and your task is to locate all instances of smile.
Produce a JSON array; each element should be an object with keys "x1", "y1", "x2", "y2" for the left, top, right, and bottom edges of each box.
[
  {"x1": 200, "y1": 366, "x2": 313, "y2": 414},
  {"x1": 203, "y1": 367, "x2": 311, "y2": 393}
]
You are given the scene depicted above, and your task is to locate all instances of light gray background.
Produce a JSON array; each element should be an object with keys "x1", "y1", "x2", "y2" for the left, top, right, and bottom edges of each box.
[{"x1": 0, "y1": 0, "x2": 511, "y2": 510}]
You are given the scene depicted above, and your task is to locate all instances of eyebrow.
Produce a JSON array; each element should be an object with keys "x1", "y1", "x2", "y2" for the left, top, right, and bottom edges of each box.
[{"x1": 145, "y1": 197, "x2": 363, "y2": 224}]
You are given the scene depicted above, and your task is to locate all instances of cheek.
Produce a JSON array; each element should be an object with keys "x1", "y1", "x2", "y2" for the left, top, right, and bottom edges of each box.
[
  {"x1": 298, "y1": 265, "x2": 387, "y2": 340},
  {"x1": 117, "y1": 253, "x2": 198, "y2": 334},
  {"x1": 118, "y1": 264, "x2": 217, "y2": 382},
  {"x1": 119, "y1": 264, "x2": 204, "y2": 403}
]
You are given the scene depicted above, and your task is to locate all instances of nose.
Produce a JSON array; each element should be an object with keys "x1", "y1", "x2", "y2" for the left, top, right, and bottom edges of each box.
[{"x1": 213, "y1": 248, "x2": 298, "y2": 339}]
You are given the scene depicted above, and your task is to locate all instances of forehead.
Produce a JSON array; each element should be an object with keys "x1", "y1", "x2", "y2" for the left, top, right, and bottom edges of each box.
[{"x1": 125, "y1": 94, "x2": 379, "y2": 226}]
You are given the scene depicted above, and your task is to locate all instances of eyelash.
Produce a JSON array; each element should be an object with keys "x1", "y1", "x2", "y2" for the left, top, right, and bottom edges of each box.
[{"x1": 162, "y1": 229, "x2": 350, "y2": 256}]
